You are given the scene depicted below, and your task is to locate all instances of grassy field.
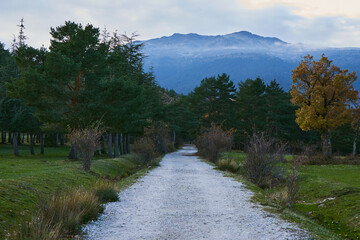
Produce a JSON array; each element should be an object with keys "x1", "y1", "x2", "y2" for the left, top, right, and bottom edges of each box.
[
  {"x1": 0, "y1": 144, "x2": 150, "y2": 239},
  {"x1": 220, "y1": 152, "x2": 360, "y2": 240}
]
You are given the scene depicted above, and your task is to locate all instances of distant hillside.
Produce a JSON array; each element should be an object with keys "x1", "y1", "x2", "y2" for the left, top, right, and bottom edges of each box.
[{"x1": 140, "y1": 32, "x2": 360, "y2": 94}]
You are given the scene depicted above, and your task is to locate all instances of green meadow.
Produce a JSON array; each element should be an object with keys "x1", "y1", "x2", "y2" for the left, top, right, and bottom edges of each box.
[
  {"x1": 220, "y1": 152, "x2": 360, "y2": 240},
  {"x1": 0, "y1": 144, "x2": 148, "y2": 239}
]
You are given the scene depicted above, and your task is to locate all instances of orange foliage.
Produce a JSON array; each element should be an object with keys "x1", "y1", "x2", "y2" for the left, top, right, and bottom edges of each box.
[{"x1": 291, "y1": 54, "x2": 358, "y2": 134}]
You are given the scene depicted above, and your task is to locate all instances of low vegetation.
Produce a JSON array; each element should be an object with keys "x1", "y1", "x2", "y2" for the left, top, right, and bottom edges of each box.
[
  {"x1": 0, "y1": 144, "x2": 161, "y2": 239},
  {"x1": 68, "y1": 124, "x2": 103, "y2": 171},
  {"x1": 132, "y1": 125, "x2": 175, "y2": 165},
  {"x1": 244, "y1": 133, "x2": 287, "y2": 188},
  {"x1": 218, "y1": 150, "x2": 360, "y2": 240},
  {"x1": 216, "y1": 158, "x2": 239, "y2": 173},
  {"x1": 196, "y1": 123, "x2": 233, "y2": 163}
]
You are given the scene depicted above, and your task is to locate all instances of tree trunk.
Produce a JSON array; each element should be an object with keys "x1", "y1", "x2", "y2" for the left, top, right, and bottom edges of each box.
[
  {"x1": 82, "y1": 151, "x2": 91, "y2": 171},
  {"x1": 8, "y1": 132, "x2": 12, "y2": 144},
  {"x1": 94, "y1": 149, "x2": 100, "y2": 156},
  {"x1": 68, "y1": 144, "x2": 78, "y2": 160},
  {"x1": 83, "y1": 157, "x2": 91, "y2": 171},
  {"x1": 55, "y1": 133, "x2": 59, "y2": 147},
  {"x1": 126, "y1": 133, "x2": 130, "y2": 154},
  {"x1": 321, "y1": 131, "x2": 332, "y2": 158},
  {"x1": 353, "y1": 121, "x2": 359, "y2": 158},
  {"x1": 30, "y1": 133, "x2": 35, "y2": 155},
  {"x1": 1, "y1": 131, "x2": 5, "y2": 144},
  {"x1": 172, "y1": 129, "x2": 176, "y2": 147},
  {"x1": 40, "y1": 133, "x2": 44, "y2": 154},
  {"x1": 101, "y1": 135, "x2": 107, "y2": 154},
  {"x1": 114, "y1": 133, "x2": 119, "y2": 157},
  {"x1": 13, "y1": 132, "x2": 19, "y2": 156},
  {"x1": 108, "y1": 133, "x2": 113, "y2": 158},
  {"x1": 123, "y1": 134, "x2": 127, "y2": 154},
  {"x1": 60, "y1": 134, "x2": 65, "y2": 146},
  {"x1": 120, "y1": 133, "x2": 124, "y2": 155},
  {"x1": 21, "y1": 133, "x2": 25, "y2": 144},
  {"x1": 26, "y1": 133, "x2": 29, "y2": 143},
  {"x1": 17, "y1": 133, "x2": 22, "y2": 146}
]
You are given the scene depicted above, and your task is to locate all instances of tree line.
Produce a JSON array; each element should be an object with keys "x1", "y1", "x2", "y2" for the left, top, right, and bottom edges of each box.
[
  {"x1": 0, "y1": 20, "x2": 191, "y2": 157},
  {"x1": 176, "y1": 59, "x2": 359, "y2": 157},
  {"x1": 1, "y1": 19, "x2": 359, "y2": 158}
]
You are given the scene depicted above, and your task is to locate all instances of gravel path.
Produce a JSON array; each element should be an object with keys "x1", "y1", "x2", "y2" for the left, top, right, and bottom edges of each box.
[{"x1": 84, "y1": 145, "x2": 308, "y2": 240}]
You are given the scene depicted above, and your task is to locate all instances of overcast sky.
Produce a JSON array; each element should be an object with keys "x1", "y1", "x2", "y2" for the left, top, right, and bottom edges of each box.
[{"x1": 1, "y1": 0, "x2": 360, "y2": 49}]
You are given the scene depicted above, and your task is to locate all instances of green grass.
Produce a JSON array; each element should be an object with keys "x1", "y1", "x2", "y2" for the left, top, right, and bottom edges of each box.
[
  {"x1": 221, "y1": 151, "x2": 360, "y2": 240},
  {"x1": 0, "y1": 144, "x2": 152, "y2": 239},
  {"x1": 295, "y1": 165, "x2": 360, "y2": 239}
]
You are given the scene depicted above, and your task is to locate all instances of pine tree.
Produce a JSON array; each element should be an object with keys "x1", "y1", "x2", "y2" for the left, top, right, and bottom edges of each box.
[
  {"x1": 188, "y1": 73, "x2": 236, "y2": 130},
  {"x1": 17, "y1": 18, "x2": 27, "y2": 47},
  {"x1": 235, "y1": 77, "x2": 267, "y2": 145}
]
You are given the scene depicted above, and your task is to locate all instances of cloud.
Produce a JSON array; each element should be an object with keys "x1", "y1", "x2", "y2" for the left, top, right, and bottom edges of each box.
[
  {"x1": 239, "y1": 0, "x2": 360, "y2": 18},
  {"x1": 1, "y1": 0, "x2": 360, "y2": 48}
]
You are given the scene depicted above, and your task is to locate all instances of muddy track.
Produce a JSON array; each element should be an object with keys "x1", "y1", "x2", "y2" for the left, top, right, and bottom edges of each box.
[{"x1": 84, "y1": 145, "x2": 308, "y2": 240}]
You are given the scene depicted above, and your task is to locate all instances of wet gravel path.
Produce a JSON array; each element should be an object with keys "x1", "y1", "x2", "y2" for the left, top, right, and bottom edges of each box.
[{"x1": 84, "y1": 145, "x2": 308, "y2": 240}]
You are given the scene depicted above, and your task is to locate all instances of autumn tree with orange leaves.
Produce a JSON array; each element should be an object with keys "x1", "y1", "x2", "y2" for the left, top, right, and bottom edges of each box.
[{"x1": 291, "y1": 54, "x2": 358, "y2": 158}]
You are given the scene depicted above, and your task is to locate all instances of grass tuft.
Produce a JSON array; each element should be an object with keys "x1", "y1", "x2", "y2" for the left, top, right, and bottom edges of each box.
[
  {"x1": 94, "y1": 181, "x2": 119, "y2": 203},
  {"x1": 11, "y1": 188, "x2": 102, "y2": 239},
  {"x1": 217, "y1": 158, "x2": 239, "y2": 173}
]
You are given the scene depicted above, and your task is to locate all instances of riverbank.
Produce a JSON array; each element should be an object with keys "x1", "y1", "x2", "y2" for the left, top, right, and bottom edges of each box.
[{"x1": 0, "y1": 144, "x2": 157, "y2": 239}]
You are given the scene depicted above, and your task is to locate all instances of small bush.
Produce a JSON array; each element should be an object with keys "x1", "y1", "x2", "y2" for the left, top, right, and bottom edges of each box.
[
  {"x1": 217, "y1": 158, "x2": 239, "y2": 173},
  {"x1": 286, "y1": 164, "x2": 300, "y2": 206},
  {"x1": 269, "y1": 188, "x2": 288, "y2": 206},
  {"x1": 145, "y1": 124, "x2": 175, "y2": 154},
  {"x1": 244, "y1": 133, "x2": 286, "y2": 188},
  {"x1": 132, "y1": 136, "x2": 156, "y2": 164},
  {"x1": 197, "y1": 123, "x2": 233, "y2": 162},
  {"x1": 95, "y1": 181, "x2": 119, "y2": 203},
  {"x1": 285, "y1": 156, "x2": 302, "y2": 207},
  {"x1": 68, "y1": 124, "x2": 103, "y2": 171}
]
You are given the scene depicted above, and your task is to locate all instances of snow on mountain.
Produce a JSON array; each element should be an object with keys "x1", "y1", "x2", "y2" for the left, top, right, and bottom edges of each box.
[{"x1": 140, "y1": 31, "x2": 360, "y2": 94}]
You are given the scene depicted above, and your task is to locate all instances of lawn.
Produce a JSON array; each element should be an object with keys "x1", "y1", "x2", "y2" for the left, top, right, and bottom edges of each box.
[
  {"x1": 222, "y1": 151, "x2": 360, "y2": 240},
  {"x1": 0, "y1": 144, "x2": 144, "y2": 238}
]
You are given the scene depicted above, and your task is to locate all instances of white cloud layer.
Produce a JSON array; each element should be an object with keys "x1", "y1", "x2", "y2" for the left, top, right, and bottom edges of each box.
[
  {"x1": 240, "y1": 0, "x2": 360, "y2": 18},
  {"x1": 0, "y1": 0, "x2": 360, "y2": 48}
]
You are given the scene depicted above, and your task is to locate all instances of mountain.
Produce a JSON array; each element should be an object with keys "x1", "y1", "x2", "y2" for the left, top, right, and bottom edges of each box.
[{"x1": 140, "y1": 32, "x2": 360, "y2": 94}]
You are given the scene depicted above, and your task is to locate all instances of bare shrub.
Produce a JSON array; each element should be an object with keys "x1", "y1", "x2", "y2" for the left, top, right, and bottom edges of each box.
[
  {"x1": 69, "y1": 124, "x2": 103, "y2": 171},
  {"x1": 296, "y1": 153, "x2": 360, "y2": 165},
  {"x1": 145, "y1": 124, "x2": 175, "y2": 154},
  {"x1": 197, "y1": 123, "x2": 233, "y2": 162},
  {"x1": 132, "y1": 136, "x2": 156, "y2": 164},
  {"x1": 293, "y1": 144, "x2": 360, "y2": 165},
  {"x1": 244, "y1": 133, "x2": 286, "y2": 188},
  {"x1": 286, "y1": 159, "x2": 300, "y2": 206}
]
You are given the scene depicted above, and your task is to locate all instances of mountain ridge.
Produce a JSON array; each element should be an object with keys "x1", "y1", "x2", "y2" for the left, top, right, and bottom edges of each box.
[{"x1": 140, "y1": 31, "x2": 360, "y2": 94}]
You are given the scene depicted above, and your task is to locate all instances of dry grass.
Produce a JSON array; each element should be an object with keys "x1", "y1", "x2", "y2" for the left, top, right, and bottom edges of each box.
[
  {"x1": 217, "y1": 158, "x2": 239, "y2": 173},
  {"x1": 94, "y1": 181, "x2": 119, "y2": 203},
  {"x1": 10, "y1": 187, "x2": 108, "y2": 239}
]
